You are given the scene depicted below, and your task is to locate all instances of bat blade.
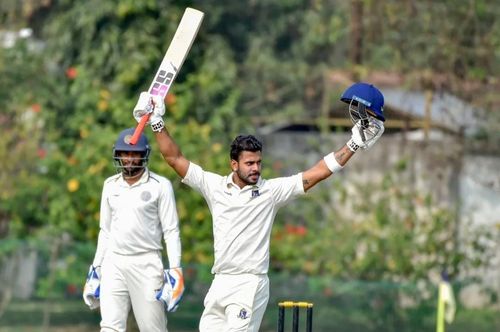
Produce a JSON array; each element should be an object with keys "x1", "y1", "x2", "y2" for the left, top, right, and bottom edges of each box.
[{"x1": 130, "y1": 7, "x2": 204, "y2": 144}]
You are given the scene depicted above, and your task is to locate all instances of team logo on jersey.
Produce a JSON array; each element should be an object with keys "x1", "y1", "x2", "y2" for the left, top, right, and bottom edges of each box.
[
  {"x1": 141, "y1": 191, "x2": 152, "y2": 202},
  {"x1": 237, "y1": 308, "x2": 249, "y2": 320},
  {"x1": 251, "y1": 189, "x2": 260, "y2": 197}
]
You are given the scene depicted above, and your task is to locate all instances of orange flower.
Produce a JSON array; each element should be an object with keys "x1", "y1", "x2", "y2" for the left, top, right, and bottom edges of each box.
[
  {"x1": 284, "y1": 224, "x2": 308, "y2": 236},
  {"x1": 66, "y1": 67, "x2": 78, "y2": 79},
  {"x1": 37, "y1": 148, "x2": 46, "y2": 159},
  {"x1": 31, "y1": 103, "x2": 41, "y2": 113},
  {"x1": 295, "y1": 225, "x2": 307, "y2": 236},
  {"x1": 166, "y1": 93, "x2": 176, "y2": 106},
  {"x1": 285, "y1": 224, "x2": 295, "y2": 234}
]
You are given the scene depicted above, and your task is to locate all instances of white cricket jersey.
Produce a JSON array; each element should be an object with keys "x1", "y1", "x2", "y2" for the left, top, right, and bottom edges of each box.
[
  {"x1": 182, "y1": 162, "x2": 305, "y2": 274},
  {"x1": 94, "y1": 169, "x2": 180, "y2": 267}
]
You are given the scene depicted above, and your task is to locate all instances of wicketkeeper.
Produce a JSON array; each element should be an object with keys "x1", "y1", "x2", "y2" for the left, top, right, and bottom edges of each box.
[{"x1": 83, "y1": 128, "x2": 184, "y2": 332}]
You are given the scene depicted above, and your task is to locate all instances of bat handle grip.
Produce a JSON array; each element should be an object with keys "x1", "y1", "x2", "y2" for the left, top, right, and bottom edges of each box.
[{"x1": 130, "y1": 113, "x2": 151, "y2": 145}]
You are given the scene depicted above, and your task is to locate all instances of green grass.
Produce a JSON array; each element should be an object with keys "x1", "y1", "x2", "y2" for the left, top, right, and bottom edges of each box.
[
  {"x1": 1, "y1": 298, "x2": 499, "y2": 332},
  {"x1": 0, "y1": 300, "x2": 100, "y2": 327},
  {"x1": 0, "y1": 298, "x2": 201, "y2": 332}
]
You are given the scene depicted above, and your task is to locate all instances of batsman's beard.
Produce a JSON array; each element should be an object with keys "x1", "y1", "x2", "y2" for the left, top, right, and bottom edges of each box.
[{"x1": 236, "y1": 169, "x2": 260, "y2": 186}]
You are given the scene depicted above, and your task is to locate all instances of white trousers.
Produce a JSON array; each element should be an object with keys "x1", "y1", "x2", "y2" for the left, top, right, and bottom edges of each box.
[
  {"x1": 100, "y1": 251, "x2": 166, "y2": 332},
  {"x1": 199, "y1": 273, "x2": 269, "y2": 332}
]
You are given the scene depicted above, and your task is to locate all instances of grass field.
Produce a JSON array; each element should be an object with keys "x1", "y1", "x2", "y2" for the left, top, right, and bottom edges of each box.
[
  {"x1": 1, "y1": 294, "x2": 499, "y2": 331},
  {"x1": 0, "y1": 298, "x2": 200, "y2": 332}
]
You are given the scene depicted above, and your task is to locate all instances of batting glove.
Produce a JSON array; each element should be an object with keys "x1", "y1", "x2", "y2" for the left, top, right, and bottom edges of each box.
[
  {"x1": 133, "y1": 92, "x2": 166, "y2": 131},
  {"x1": 347, "y1": 118, "x2": 384, "y2": 152},
  {"x1": 83, "y1": 265, "x2": 101, "y2": 310},
  {"x1": 156, "y1": 267, "x2": 185, "y2": 312}
]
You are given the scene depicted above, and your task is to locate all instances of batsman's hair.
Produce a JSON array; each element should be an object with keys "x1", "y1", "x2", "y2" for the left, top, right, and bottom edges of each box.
[{"x1": 230, "y1": 135, "x2": 263, "y2": 161}]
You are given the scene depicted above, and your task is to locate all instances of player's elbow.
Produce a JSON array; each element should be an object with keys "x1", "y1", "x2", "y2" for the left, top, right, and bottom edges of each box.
[{"x1": 164, "y1": 156, "x2": 188, "y2": 178}]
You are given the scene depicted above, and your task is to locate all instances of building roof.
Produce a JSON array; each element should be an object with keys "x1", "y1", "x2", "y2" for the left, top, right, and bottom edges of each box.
[
  {"x1": 254, "y1": 84, "x2": 483, "y2": 137},
  {"x1": 381, "y1": 88, "x2": 482, "y2": 136}
]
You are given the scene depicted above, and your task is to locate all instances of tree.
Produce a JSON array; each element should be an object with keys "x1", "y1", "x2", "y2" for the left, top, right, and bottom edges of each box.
[{"x1": 0, "y1": 2, "x2": 499, "y2": 316}]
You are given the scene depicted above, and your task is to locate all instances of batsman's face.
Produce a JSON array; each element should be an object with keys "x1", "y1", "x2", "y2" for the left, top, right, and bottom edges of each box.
[
  {"x1": 117, "y1": 151, "x2": 144, "y2": 177},
  {"x1": 232, "y1": 151, "x2": 262, "y2": 187}
]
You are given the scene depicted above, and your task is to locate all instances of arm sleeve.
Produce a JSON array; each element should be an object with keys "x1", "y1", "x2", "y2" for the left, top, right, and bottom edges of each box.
[
  {"x1": 181, "y1": 162, "x2": 222, "y2": 201},
  {"x1": 159, "y1": 180, "x2": 182, "y2": 268},
  {"x1": 92, "y1": 183, "x2": 111, "y2": 267},
  {"x1": 269, "y1": 173, "x2": 305, "y2": 208}
]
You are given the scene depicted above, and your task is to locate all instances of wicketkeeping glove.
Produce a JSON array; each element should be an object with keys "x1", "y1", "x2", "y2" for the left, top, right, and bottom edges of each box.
[
  {"x1": 133, "y1": 91, "x2": 166, "y2": 132},
  {"x1": 83, "y1": 265, "x2": 101, "y2": 310},
  {"x1": 156, "y1": 267, "x2": 185, "y2": 312},
  {"x1": 347, "y1": 118, "x2": 384, "y2": 152}
]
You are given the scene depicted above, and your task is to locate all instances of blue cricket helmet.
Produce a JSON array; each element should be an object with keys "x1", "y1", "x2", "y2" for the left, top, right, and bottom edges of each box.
[
  {"x1": 340, "y1": 82, "x2": 385, "y2": 122},
  {"x1": 112, "y1": 128, "x2": 150, "y2": 176},
  {"x1": 113, "y1": 128, "x2": 150, "y2": 156}
]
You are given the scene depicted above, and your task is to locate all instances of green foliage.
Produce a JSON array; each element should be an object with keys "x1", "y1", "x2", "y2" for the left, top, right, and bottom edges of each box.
[
  {"x1": 0, "y1": 0, "x2": 499, "y2": 311},
  {"x1": 0, "y1": 42, "x2": 48, "y2": 239},
  {"x1": 271, "y1": 161, "x2": 497, "y2": 283},
  {"x1": 35, "y1": 239, "x2": 95, "y2": 299},
  {"x1": 364, "y1": 0, "x2": 500, "y2": 77}
]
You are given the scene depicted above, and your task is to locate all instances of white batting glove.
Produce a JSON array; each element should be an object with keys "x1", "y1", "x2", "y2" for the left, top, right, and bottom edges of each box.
[
  {"x1": 347, "y1": 118, "x2": 385, "y2": 152},
  {"x1": 156, "y1": 267, "x2": 185, "y2": 312},
  {"x1": 83, "y1": 265, "x2": 100, "y2": 310},
  {"x1": 133, "y1": 92, "x2": 154, "y2": 123},
  {"x1": 132, "y1": 92, "x2": 166, "y2": 131}
]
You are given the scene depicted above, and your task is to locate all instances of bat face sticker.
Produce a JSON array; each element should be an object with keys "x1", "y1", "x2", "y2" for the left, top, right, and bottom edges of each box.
[{"x1": 129, "y1": 8, "x2": 204, "y2": 145}]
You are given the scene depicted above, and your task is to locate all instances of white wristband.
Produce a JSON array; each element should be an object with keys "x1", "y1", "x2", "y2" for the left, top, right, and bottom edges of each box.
[{"x1": 323, "y1": 152, "x2": 343, "y2": 173}]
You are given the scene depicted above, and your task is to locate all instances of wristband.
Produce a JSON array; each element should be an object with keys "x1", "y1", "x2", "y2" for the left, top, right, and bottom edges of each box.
[
  {"x1": 346, "y1": 138, "x2": 359, "y2": 152},
  {"x1": 323, "y1": 152, "x2": 343, "y2": 173},
  {"x1": 151, "y1": 119, "x2": 164, "y2": 132}
]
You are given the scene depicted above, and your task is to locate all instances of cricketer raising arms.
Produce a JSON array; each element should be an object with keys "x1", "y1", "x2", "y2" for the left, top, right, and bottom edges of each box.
[
  {"x1": 133, "y1": 82, "x2": 386, "y2": 332},
  {"x1": 83, "y1": 128, "x2": 185, "y2": 332}
]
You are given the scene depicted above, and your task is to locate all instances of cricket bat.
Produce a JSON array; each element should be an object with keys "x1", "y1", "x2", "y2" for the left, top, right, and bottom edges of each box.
[{"x1": 130, "y1": 7, "x2": 204, "y2": 145}]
